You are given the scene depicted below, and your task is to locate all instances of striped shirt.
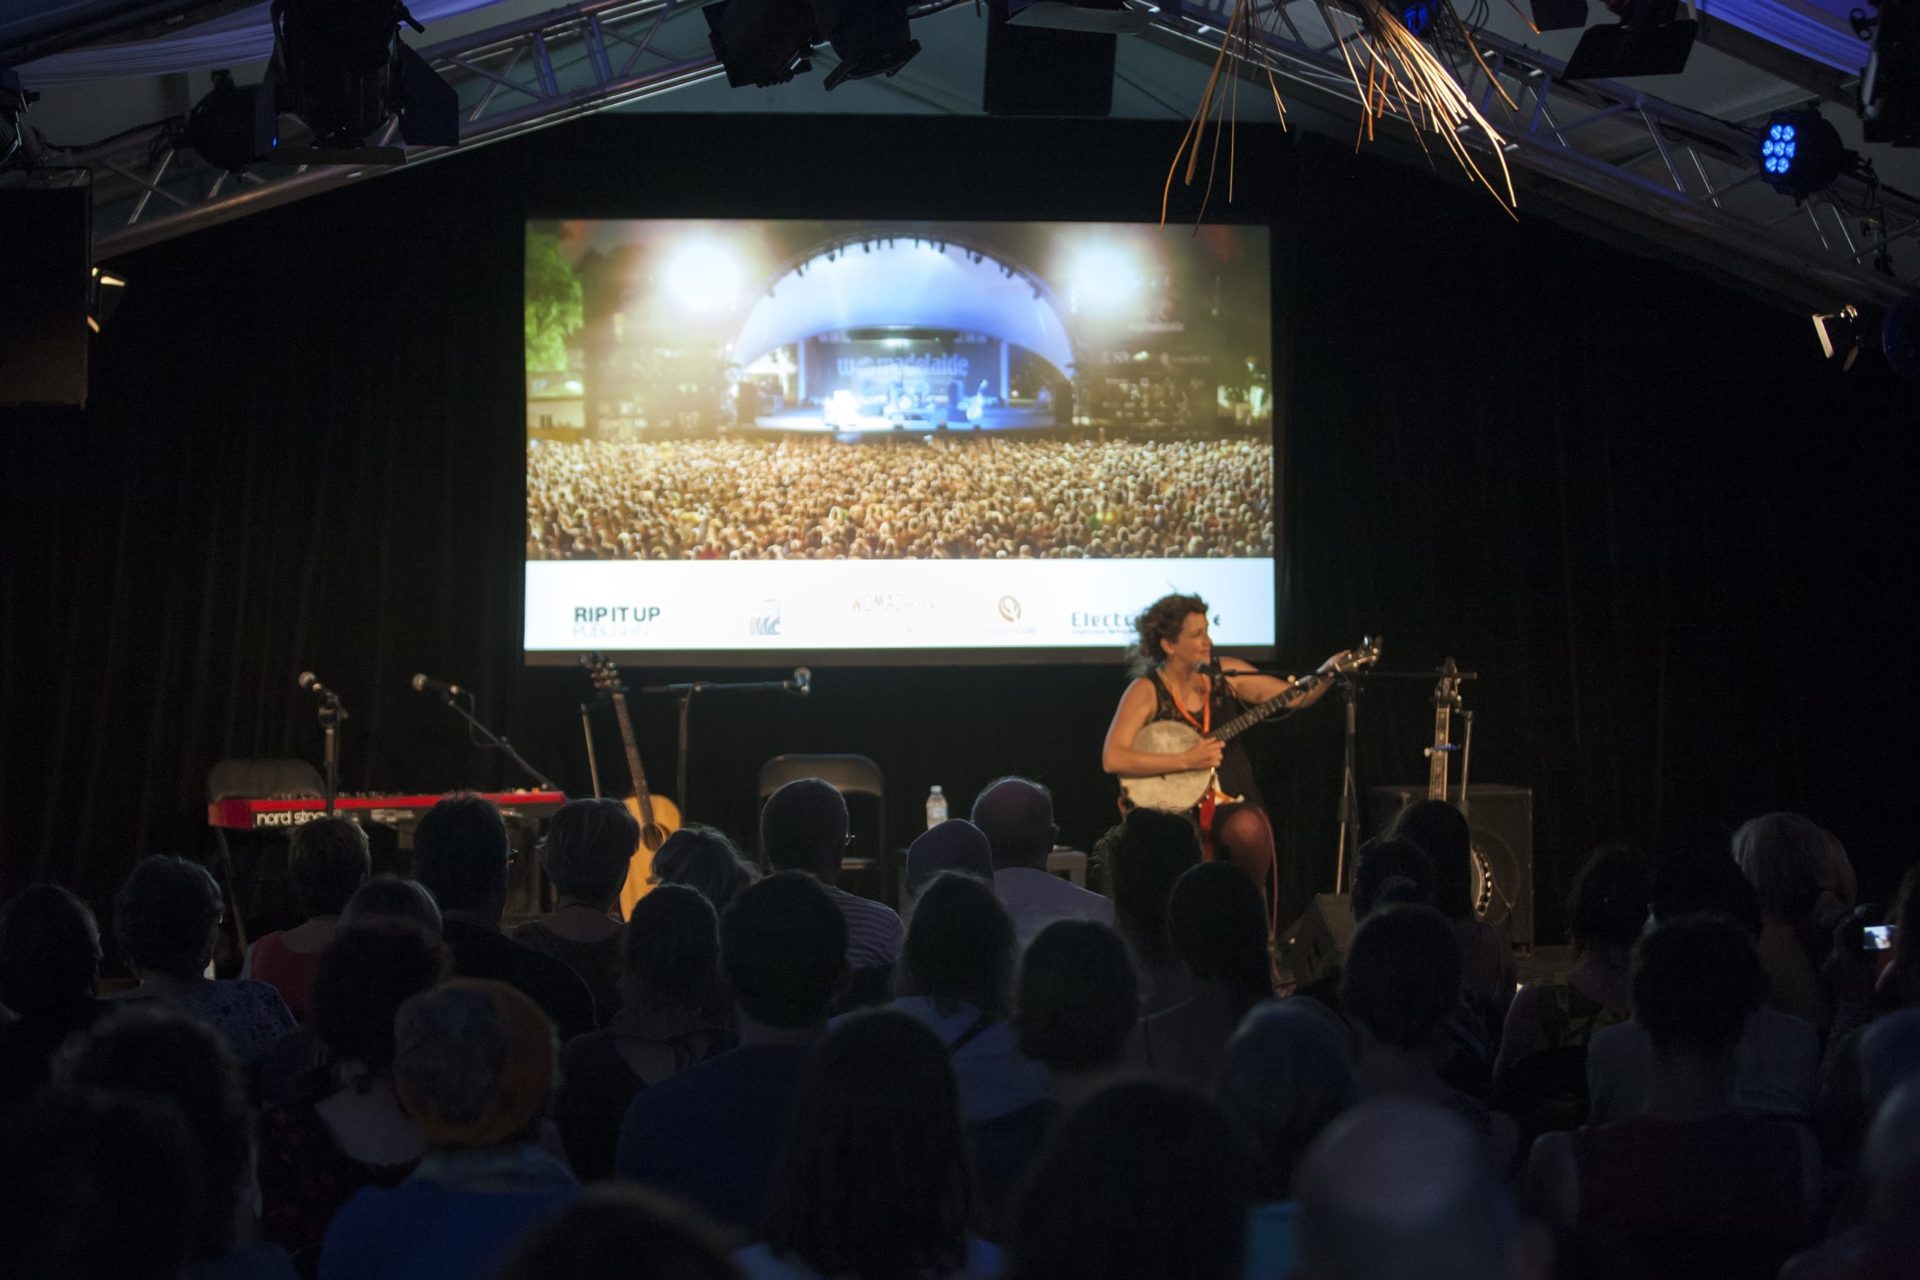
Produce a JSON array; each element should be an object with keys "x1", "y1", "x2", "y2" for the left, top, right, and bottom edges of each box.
[{"x1": 823, "y1": 883, "x2": 905, "y2": 971}]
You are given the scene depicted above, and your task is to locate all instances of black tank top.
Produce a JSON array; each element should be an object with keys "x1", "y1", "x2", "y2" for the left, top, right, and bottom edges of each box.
[{"x1": 1148, "y1": 670, "x2": 1262, "y2": 810}]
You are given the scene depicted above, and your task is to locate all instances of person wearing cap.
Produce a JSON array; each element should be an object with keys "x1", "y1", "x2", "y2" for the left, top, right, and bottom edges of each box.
[{"x1": 317, "y1": 980, "x2": 581, "y2": 1280}]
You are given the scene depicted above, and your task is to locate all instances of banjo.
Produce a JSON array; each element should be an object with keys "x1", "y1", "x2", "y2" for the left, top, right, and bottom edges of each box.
[{"x1": 1120, "y1": 638, "x2": 1382, "y2": 814}]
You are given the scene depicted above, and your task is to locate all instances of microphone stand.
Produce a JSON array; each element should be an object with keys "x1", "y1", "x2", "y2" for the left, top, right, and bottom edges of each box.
[
  {"x1": 436, "y1": 693, "x2": 558, "y2": 791},
  {"x1": 318, "y1": 694, "x2": 345, "y2": 816},
  {"x1": 637, "y1": 672, "x2": 810, "y2": 820},
  {"x1": 1332, "y1": 675, "x2": 1362, "y2": 894}
]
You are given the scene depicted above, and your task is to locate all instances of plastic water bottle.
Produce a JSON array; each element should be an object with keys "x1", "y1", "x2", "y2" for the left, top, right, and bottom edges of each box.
[{"x1": 926, "y1": 785, "x2": 948, "y2": 829}]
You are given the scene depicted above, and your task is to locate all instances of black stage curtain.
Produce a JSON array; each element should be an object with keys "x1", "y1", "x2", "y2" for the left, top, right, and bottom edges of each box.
[{"x1": 2, "y1": 116, "x2": 1914, "y2": 945}]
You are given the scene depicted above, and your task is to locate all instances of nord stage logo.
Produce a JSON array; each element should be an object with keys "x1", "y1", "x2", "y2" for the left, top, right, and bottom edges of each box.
[{"x1": 572, "y1": 605, "x2": 662, "y2": 638}]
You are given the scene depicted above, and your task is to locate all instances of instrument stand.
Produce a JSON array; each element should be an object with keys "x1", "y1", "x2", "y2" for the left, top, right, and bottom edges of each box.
[
  {"x1": 437, "y1": 693, "x2": 558, "y2": 791},
  {"x1": 1332, "y1": 675, "x2": 1362, "y2": 894},
  {"x1": 579, "y1": 703, "x2": 604, "y2": 799},
  {"x1": 317, "y1": 695, "x2": 345, "y2": 815},
  {"x1": 639, "y1": 673, "x2": 807, "y2": 821}
]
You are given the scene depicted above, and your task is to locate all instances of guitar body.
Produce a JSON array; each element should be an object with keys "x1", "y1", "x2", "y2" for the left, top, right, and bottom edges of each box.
[
  {"x1": 1118, "y1": 720, "x2": 1213, "y2": 812},
  {"x1": 618, "y1": 793, "x2": 683, "y2": 919},
  {"x1": 584, "y1": 653, "x2": 685, "y2": 921}
]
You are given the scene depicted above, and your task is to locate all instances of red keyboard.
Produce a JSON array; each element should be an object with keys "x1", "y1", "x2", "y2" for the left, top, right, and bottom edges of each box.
[{"x1": 208, "y1": 790, "x2": 568, "y2": 830}]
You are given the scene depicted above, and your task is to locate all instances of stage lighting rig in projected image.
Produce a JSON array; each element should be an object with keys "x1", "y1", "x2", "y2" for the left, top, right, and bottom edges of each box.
[
  {"x1": 1064, "y1": 242, "x2": 1145, "y2": 316},
  {"x1": 705, "y1": 0, "x2": 921, "y2": 89},
  {"x1": 664, "y1": 238, "x2": 746, "y2": 312}
]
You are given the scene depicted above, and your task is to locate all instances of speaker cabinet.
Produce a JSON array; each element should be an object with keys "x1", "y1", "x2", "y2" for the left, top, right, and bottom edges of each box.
[
  {"x1": 1365, "y1": 784, "x2": 1534, "y2": 950},
  {"x1": 0, "y1": 187, "x2": 91, "y2": 408},
  {"x1": 1281, "y1": 892, "x2": 1354, "y2": 988}
]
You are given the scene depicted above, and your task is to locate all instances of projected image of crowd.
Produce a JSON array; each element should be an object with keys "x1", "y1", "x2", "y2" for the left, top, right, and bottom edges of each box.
[{"x1": 525, "y1": 437, "x2": 1275, "y2": 561}]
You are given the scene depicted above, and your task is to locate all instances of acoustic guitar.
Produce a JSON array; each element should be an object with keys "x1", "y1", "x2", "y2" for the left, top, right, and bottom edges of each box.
[
  {"x1": 585, "y1": 654, "x2": 683, "y2": 917},
  {"x1": 1119, "y1": 639, "x2": 1382, "y2": 816}
]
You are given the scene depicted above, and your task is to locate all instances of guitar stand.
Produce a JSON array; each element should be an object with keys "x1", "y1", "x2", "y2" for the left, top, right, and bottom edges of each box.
[{"x1": 1331, "y1": 675, "x2": 1361, "y2": 894}]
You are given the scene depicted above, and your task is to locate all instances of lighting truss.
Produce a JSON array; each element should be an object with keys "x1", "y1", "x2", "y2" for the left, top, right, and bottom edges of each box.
[{"x1": 19, "y1": 0, "x2": 1920, "y2": 306}]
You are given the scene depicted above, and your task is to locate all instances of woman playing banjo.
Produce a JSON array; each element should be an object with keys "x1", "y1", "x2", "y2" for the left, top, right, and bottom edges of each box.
[{"x1": 1101, "y1": 593, "x2": 1349, "y2": 922}]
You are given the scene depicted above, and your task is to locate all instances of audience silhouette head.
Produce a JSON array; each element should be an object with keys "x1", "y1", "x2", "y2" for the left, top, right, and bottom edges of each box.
[
  {"x1": 898, "y1": 870, "x2": 1016, "y2": 1021},
  {"x1": 761, "y1": 778, "x2": 850, "y2": 880},
  {"x1": 1341, "y1": 904, "x2": 1462, "y2": 1054},
  {"x1": 0, "y1": 883, "x2": 101, "y2": 1017},
  {"x1": 54, "y1": 1004, "x2": 252, "y2": 1261},
  {"x1": 339, "y1": 873, "x2": 444, "y2": 936},
  {"x1": 1215, "y1": 999, "x2": 1356, "y2": 1200},
  {"x1": 1014, "y1": 919, "x2": 1138, "y2": 1073},
  {"x1": 762, "y1": 1008, "x2": 974, "y2": 1279},
  {"x1": 971, "y1": 778, "x2": 1057, "y2": 871},
  {"x1": 1300, "y1": 1098, "x2": 1530, "y2": 1280},
  {"x1": 620, "y1": 882, "x2": 720, "y2": 1016},
  {"x1": 412, "y1": 793, "x2": 513, "y2": 919},
  {"x1": 1349, "y1": 837, "x2": 1434, "y2": 921},
  {"x1": 1386, "y1": 800, "x2": 1474, "y2": 920},
  {"x1": 114, "y1": 855, "x2": 223, "y2": 980},
  {"x1": 287, "y1": 815, "x2": 372, "y2": 920},
  {"x1": 906, "y1": 818, "x2": 994, "y2": 899},
  {"x1": 722, "y1": 870, "x2": 848, "y2": 1030},
  {"x1": 393, "y1": 979, "x2": 558, "y2": 1150},
  {"x1": 651, "y1": 824, "x2": 756, "y2": 912},
  {"x1": 541, "y1": 798, "x2": 642, "y2": 912},
  {"x1": 1008, "y1": 1079, "x2": 1259, "y2": 1280}
]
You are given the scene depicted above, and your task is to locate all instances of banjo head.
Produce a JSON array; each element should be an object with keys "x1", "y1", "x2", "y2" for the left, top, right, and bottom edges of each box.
[{"x1": 1121, "y1": 720, "x2": 1210, "y2": 812}]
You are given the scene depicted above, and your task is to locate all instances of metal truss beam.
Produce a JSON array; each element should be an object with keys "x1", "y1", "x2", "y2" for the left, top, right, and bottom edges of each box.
[
  {"x1": 22, "y1": 0, "x2": 1920, "y2": 305},
  {"x1": 1149, "y1": 0, "x2": 1920, "y2": 306},
  {"x1": 71, "y1": 0, "x2": 729, "y2": 256}
]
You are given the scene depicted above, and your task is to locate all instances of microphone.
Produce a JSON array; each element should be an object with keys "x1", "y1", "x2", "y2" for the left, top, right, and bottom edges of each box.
[
  {"x1": 297, "y1": 671, "x2": 334, "y2": 697},
  {"x1": 410, "y1": 673, "x2": 466, "y2": 698},
  {"x1": 788, "y1": 667, "x2": 812, "y2": 697},
  {"x1": 1195, "y1": 660, "x2": 1225, "y2": 677}
]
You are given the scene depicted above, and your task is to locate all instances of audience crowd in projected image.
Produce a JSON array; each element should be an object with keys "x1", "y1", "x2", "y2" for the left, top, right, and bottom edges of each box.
[
  {"x1": 525, "y1": 437, "x2": 1275, "y2": 562},
  {"x1": 6, "y1": 775, "x2": 1920, "y2": 1280}
]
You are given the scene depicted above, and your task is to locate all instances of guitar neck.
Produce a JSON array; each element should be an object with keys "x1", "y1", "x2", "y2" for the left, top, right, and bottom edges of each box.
[
  {"x1": 1209, "y1": 671, "x2": 1327, "y2": 745},
  {"x1": 1429, "y1": 705, "x2": 1452, "y2": 799},
  {"x1": 609, "y1": 691, "x2": 657, "y2": 826}
]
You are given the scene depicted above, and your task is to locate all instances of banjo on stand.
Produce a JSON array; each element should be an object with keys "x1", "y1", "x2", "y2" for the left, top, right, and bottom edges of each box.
[{"x1": 1120, "y1": 639, "x2": 1382, "y2": 836}]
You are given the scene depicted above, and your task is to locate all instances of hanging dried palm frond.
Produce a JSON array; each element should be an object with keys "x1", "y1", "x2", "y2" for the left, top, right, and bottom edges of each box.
[{"x1": 1163, "y1": 0, "x2": 1520, "y2": 221}]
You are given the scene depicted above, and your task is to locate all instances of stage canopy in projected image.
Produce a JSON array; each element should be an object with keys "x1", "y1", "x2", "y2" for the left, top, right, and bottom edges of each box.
[{"x1": 523, "y1": 218, "x2": 1277, "y2": 663}]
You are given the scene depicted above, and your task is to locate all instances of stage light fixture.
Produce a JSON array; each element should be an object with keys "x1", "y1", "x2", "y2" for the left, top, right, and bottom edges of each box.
[
  {"x1": 704, "y1": 0, "x2": 920, "y2": 90},
  {"x1": 1861, "y1": 0, "x2": 1920, "y2": 145},
  {"x1": 182, "y1": 71, "x2": 275, "y2": 173},
  {"x1": 260, "y1": 0, "x2": 458, "y2": 163},
  {"x1": 1529, "y1": 0, "x2": 1589, "y2": 30},
  {"x1": 1561, "y1": 0, "x2": 1697, "y2": 80},
  {"x1": 1813, "y1": 304, "x2": 1867, "y2": 370},
  {"x1": 1811, "y1": 298, "x2": 1920, "y2": 377},
  {"x1": 87, "y1": 267, "x2": 128, "y2": 335},
  {"x1": 1757, "y1": 110, "x2": 1848, "y2": 197}
]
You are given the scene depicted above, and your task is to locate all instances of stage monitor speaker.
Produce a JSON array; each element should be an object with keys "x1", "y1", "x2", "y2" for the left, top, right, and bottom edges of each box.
[
  {"x1": 1281, "y1": 892, "x2": 1354, "y2": 988},
  {"x1": 0, "y1": 186, "x2": 91, "y2": 408},
  {"x1": 1365, "y1": 784, "x2": 1534, "y2": 951},
  {"x1": 983, "y1": 0, "x2": 1116, "y2": 116}
]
